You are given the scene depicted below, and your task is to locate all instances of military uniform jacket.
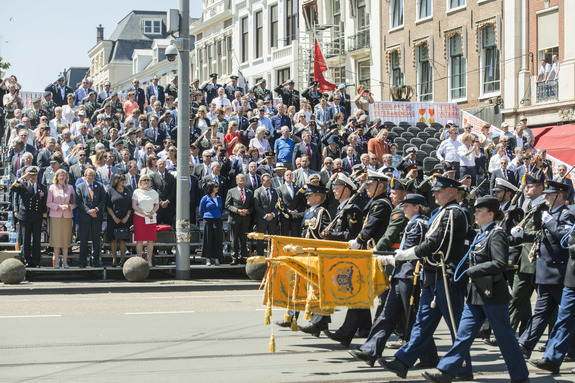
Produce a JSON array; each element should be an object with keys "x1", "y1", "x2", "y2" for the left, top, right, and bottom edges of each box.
[
  {"x1": 565, "y1": 234, "x2": 575, "y2": 289},
  {"x1": 274, "y1": 85, "x2": 300, "y2": 111},
  {"x1": 509, "y1": 199, "x2": 547, "y2": 274},
  {"x1": 415, "y1": 201, "x2": 468, "y2": 288},
  {"x1": 393, "y1": 216, "x2": 427, "y2": 280},
  {"x1": 500, "y1": 201, "x2": 524, "y2": 265},
  {"x1": 25, "y1": 108, "x2": 46, "y2": 129},
  {"x1": 356, "y1": 194, "x2": 393, "y2": 247},
  {"x1": 536, "y1": 204, "x2": 575, "y2": 285},
  {"x1": 302, "y1": 88, "x2": 321, "y2": 109},
  {"x1": 225, "y1": 85, "x2": 244, "y2": 101},
  {"x1": 323, "y1": 200, "x2": 363, "y2": 241},
  {"x1": 376, "y1": 204, "x2": 408, "y2": 251},
  {"x1": 301, "y1": 205, "x2": 331, "y2": 239},
  {"x1": 254, "y1": 86, "x2": 272, "y2": 101},
  {"x1": 165, "y1": 83, "x2": 178, "y2": 98},
  {"x1": 201, "y1": 82, "x2": 222, "y2": 104},
  {"x1": 10, "y1": 180, "x2": 47, "y2": 221},
  {"x1": 466, "y1": 223, "x2": 511, "y2": 305},
  {"x1": 42, "y1": 101, "x2": 56, "y2": 120}
]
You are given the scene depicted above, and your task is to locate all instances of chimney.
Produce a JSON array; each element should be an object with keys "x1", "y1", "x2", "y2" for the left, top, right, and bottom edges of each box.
[{"x1": 97, "y1": 24, "x2": 104, "y2": 43}]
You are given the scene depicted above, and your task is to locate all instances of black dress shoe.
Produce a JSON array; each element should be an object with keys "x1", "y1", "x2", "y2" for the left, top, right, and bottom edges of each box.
[
  {"x1": 378, "y1": 357, "x2": 408, "y2": 379},
  {"x1": 454, "y1": 373, "x2": 474, "y2": 381},
  {"x1": 510, "y1": 378, "x2": 531, "y2": 383},
  {"x1": 324, "y1": 329, "x2": 351, "y2": 347},
  {"x1": 348, "y1": 348, "x2": 375, "y2": 367},
  {"x1": 482, "y1": 336, "x2": 498, "y2": 347},
  {"x1": 275, "y1": 320, "x2": 291, "y2": 328},
  {"x1": 527, "y1": 358, "x2": 560, "y2": 374},
  {"x1": 298, "y1": 323, "x2": 328, "y2": 337},
  {"x1": 520, "y1": 344, "x2": 532, "y2": 359},
  {"x1": 476, "y1": 329, "x2": 491, "y2": 340},
  {"x1": 422, "y1": 370, "x2": 454, "y2": 383},
  {"x1": 79, "y1": 264, "x2": 86, "y2": 269},
  {"x1": 355, "y1": 329, "x2": 370, "y2": 338}
]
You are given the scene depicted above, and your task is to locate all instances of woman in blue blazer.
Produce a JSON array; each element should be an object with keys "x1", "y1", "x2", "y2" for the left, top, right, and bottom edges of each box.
[{"x1": 199, "y1": 181, "x2": 224, "y2": 266}]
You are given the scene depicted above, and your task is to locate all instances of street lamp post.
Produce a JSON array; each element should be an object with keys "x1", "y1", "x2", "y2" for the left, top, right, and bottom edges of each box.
[{"x1": 175, "y1": 0, "x2": 191, "y2": 280}]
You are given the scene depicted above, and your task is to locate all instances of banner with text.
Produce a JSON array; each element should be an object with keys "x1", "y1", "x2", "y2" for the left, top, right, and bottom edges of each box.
[{"x1": 369, "y1": 102, "x2": 460, "y2": 126}]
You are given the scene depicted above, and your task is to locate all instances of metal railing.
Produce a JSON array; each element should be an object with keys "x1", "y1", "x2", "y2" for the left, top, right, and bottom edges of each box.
[
  {"x1": 536, "y1": 80, "x2": 558, "y2": 103},
  {"x1": 347, "y1": 28, "x2": 370, "y2": 52}
]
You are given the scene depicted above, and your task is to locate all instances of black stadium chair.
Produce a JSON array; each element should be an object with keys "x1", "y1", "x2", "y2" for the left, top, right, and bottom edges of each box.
[
  {"x1": 416, "y1": 122, "x2": 429, "y2": 129},
  {"x1": 430, "y1": 150, "x2": 437, "y2": 158},
  {"x1": 410, "y1": 137, "x2": 424, "y2": 148},
  {"x1": 399, "y1": 121, "x2": 412, "y2": 129},
  {"x1": 424, "y1": 127, "x2": 437, "y2": 135},
  {"x1": 387, "y1": 131, "x2": 398, "y2": 140},
  {"x1": 383, "y1": 121, "x2": 396, "y2": 129},
  {"x1": 423, "y1": 157, "x2": 440, "y2": 174},
  {"x1": 416, "y1": 151, "x2": 427, "y2": 163},
  {"x1": 426, "y1": 137, "x2": 441, "y2": 147},
  {"x1": 403, "y1": 143, "x2": 416, "y2": 152},
  {"x1": 394, "y1": 137, "x2": 408, "y2": 154},
  {"x1": 419, "y1": 143, "x2": 435, "y2": 155},
  {"x1": 417, "y1": 132, "x2": 431, "y2": 141},
  {"x1": 392, "y1": 126, "x2": 405, "y2": 136},
  {"x1": 407, "y1": 127, "x2": 421, "y2": 136},
  {"x1": 434, "y1": 131, "x2": 443, "y2": 140},
  {"x1": 431, "y1": 122, "x2": 444, "y2": 130},
  {"x1": 401, "y1": 132, "x2": 415, "y2": 141}
]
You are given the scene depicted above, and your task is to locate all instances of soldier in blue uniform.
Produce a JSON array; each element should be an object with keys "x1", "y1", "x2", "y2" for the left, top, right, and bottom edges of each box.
[
  {"x1": 518, "y1": 180, "x2": 575, "y2": 359},
  {"x1": 10, "y1": 166, "x2": 47, "y2": 267},
  {"x1": 422, "y1": 196, "x2": 530, "y2": 383},
  {"x1": 349, "y1": 194, "x2": 439, "y2": 367},
  {"x1": 225, "y1": 75, "x2": 244, "y2": 102},
  {"x1": 302, "y1": 81, "x2": 321, "y2": 109},
  {"x1": 380, "y1": 175, "x2": 473, "y2": 380},
  {"x1": 200, "y1": 73, "x2": 222, "y2": 105}
]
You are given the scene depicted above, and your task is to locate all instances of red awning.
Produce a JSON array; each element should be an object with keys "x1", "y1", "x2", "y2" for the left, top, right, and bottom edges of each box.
[{"x1": 532, "y1": 124, "x2": 575, "y2": 166}]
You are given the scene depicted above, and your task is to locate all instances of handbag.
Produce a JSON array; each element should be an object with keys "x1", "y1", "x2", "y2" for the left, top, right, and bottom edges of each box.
[{"x1": 113, "y1": 227, "x2": 130, "y2": 240}]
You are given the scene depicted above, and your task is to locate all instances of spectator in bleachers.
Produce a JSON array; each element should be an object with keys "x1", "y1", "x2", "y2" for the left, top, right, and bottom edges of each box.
[
  {"x1": 224, "y1": 120, "x2": 242, "y2": 156},
  {"x1": 458, "y1": 133, "x2": 480, "y2": 186},
  {"x1": 132, "y1": 174, "x2": 159, "y2": 266},
  {"x1": 62, "y1": 94, "x2": 76, "y2": 123},
  {"x1": 253, "y1": 173, "x2": 278, "y2": 256},
  {"x1": 106, "y1": 174, "x2": 132, "y2": 267},
  {"x1": 42, "y1": 154, "x2": 64, "y2": 186},
  {"x1": 46, "y1": 168, "x2": 76, "y2": 268},
  {"x1": 249, "y1": 127, "x2": 271, "y2": 157},
  {"x1": 488, "y1": 143, "x2": 511, "y2": 174},
  {"x1": 140, "y1": 154, "x2": 158, "y2": 176},
  {"x1": 354, "y1": 85, "x2": 374, "y2": 123},
  {"x1": 199, "y1": 180, "x2": 224, "y2": 266},
  {"x1": 367, "y1": 129, "x2": 390, "y2": 165},
  {"x1": 436, "y1": 127, "x2": 462, "y2": 178}
]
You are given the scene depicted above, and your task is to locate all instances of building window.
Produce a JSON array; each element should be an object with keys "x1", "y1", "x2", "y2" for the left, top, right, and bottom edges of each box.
[
  {"x1": 449, "y1": 35, "x2": 466, "y2": 100},
  {"x1": 270, "y1": 5, "x2": 278, "y2": 48},
  {"x1": 286, "y1": 0, "x2": 298, "y2": 44},
  {"x1": 144, "y1": 20, "x2": 162, "y2": 35},
  {"x1": 216, "y1": 40, "x2": 223, "y2": 76},
  {"x1": 241, "y1": 17, "x2": 249, "y2": 63},
  {"x1": 277, "y1": 68, "x2": 290, "y2": 85},
  {"x1": 391, "y1": 51, "x2": 404, "y2": 86},
  {"x1": 391, "y1": 0, "x2": 404, "y2": 29},
  {"x1": 418, "y1": 43, "x2": 433, "y2": 101},
  {"x1": 303, "y1": 1, "x2": 317, "y2": 31},
  {"x1": 418, "y1": 0, "x2": 432, "y2": 20},
  {"x1": 198, "y1": 48, "x2": 204, "y2": 81},
  {"x1": 537, "y1": 10, "x2": 559, "y2": 63},
  {"x1": 255, "y1": 11, "x2": 263, "y2": 58},
  {"x1": 449, "y1": 0, "x2": 465, "y2": 10},
  {"x1": 333, "y1": 0, "x2": 341, "y2": 26},
  {"x1": 332, "y1": 66, "x2": 346, "y2": 84},
  {"x1": 481, "y1": 25, "x2": 500, "y2": 94},
  {"x1": 226, "y1": 36, "x2": 233, "y2": 74},
  {"x1": 357, "y1": 0, "x2": 368, "y2": 30},
  {"x1": 357, "y1": 60, "x2": 370, "y2": 88}
]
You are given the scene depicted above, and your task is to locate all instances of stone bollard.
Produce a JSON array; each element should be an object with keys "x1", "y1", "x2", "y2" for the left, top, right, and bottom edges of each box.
[
  {"x1": 245, "y1": 256, "x2": 267, "y2": 281},
  {"x1": 122, "y1": 257, "x2": 150, "y2": 282},
  {"x1": 0, "y1": 258, "x2": 26, "y2": 284}
]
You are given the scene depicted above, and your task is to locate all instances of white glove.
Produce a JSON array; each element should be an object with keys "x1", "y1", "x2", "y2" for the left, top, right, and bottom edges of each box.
[
  {"x1": 511, "y1": 226, "x2": 524, "y2": 238},
  {"x1": 395, "y1": 247, "x2": 418, "y2": 261},
  {"x1": 542, "y1": 211, "x2": 553, "y2": 224},
  {"x1": 378, "y1": 255, "x2": 396, "y2": 267},
  {"x1": 349, "y1": 239, "x2": 360, "y2": 249}
]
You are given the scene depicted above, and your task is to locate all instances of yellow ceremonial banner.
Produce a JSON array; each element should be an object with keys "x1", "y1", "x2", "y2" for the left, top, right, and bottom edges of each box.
[{"x1": 266, "y1": 234, "x2": 348, "y2": 258}]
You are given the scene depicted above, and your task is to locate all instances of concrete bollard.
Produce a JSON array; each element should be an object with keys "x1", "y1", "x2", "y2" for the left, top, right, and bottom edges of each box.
[
  {"x1": 245, "y1": 256, "x2": 267, "y2": 281},
  {"x1": 0, "y1": 258, "x2": 26, "y2": 284},
  {"x1": 122, "y1": 257, "x2": 150, "y2": 282}
]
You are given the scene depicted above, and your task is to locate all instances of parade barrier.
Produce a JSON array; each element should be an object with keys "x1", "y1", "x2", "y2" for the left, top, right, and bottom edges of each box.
[{"x1": 247, "y1": 233, "x2": 391, "y2": 352}]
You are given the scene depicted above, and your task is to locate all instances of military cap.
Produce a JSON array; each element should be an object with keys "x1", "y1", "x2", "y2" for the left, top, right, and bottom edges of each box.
[
  {"x1": 475, "y1": 196, "x2": 500, "y2": 210},
  {"x1": 310, "y1": 81, "x2": 319, "y2": 86},
  {"x1": 32, "y1": 97, "x2": 41, "y2": 103},
  {"x1": 490, "y1": 132, "x2": 500, "y2": 139},
  {"x1": 338, "y1": 83, "x2": 346, "y2": 90},
  {"x1": 89, "y1": 91, "x2": 96, "y2": 96},
  {"x1": 405, "y1": 146, "x2": 417, "y2": 155},
  {"x1": 16, "y1": 123, "x2": 25, "y2": 129},
  {"x1": 258, "y1": 106, "x2": 265, "y2": 111},
  {"x1": 348, "y1": 116, "x2": 357, "y2": 122},
  {"x1": 111, "y1": 91, "x2": 118, "y2": 97},
  {"x1": 273, "y1": 163, "x2": 287, "y2": 171},
  {"x1": 356, "y1": 123, "x2": 365, "y2": 130},
  {"x1": 210, "y1": 73, "x2": 218, "y2": 78},
  {"x1": 431, "y1": 175, "x2": 462, "y2": 191},
  {"x1": 352, "y1": 164, "x2": 365, "y2": 173},
  {"x1": 192, "y1": 78, "x2": 200, "y2": 83},
  {"x1": 308, "y1": 173, "x2": 321, "y2": 182},
  {"x1": 391, "y1": 178, "x2": 415, "y2": 192},
  {"x1": 264, "y1": 150, "x2": 274, "y2": 158},
  {"x1": 305, "y1": 183, "x2": 328, "y2": 195},
  {"x1": 249, "y1": 117, "x2": 259, "y2": 124},
  {"x1": 519, "y1": 115, "x2": 527, "y2": 121},
  {"x1": 308, "y1": 120, "x2": 317, "y2": 126},
  {"x1": 460, "y1": 174, "x2": 471, "y2": 181},
  {"x1": 359, "y1": 114, "x2": 368, "y2": 120},
  {"x1": 366, "y1": 169, "x2": 390, "y2": 183},
  {"x1": 371, "y1": 118, "x2": 381, "y2": 126},
  {"x1": 127, "y1": 127, "x2": 136, "y2": 134},
  {"x1": 543, "y1": 180, "x2": 572, "y2": 194},
  {"x1": 136, "y1": 126, "x2": 144, "y2": 132},
  {"x1": 444, "y1": 164, "x2": 457, "y2": 173},
  {"x1": 104, "y1": 115, "x2": 113, "y2": 120},
  {"x1": 493, "y1": 178, "x2": 519, "y2": 192},
  {"x1": 381, "y1": 167, "x2": 395, "y2": 174},
  {"x1": 259, "y1": 79, "x2": 267, "y2": 83},
  {"x1": 230, "y1": 75, "x2": 238, "y2": 80},
  {"x1": 114, "y1": 138, "x2": 124, "y2": 146},
  {"x1": 333, "y1": 173, "x2": 357, "y2": 191},
  {"x1": 286, "y1": 79, "x2": 295, "y2": 84},
  {"x1": 43, "y1": 91, "x2": 52, "y2": 98},
  {"x1": 49, "y1": 155, "x2": 62, "y2": 164},
  {"x1": 405, "y1": 163, "x2": 421, "y2": 172},
  {"x1": 524, "y1": 169, "x2": 545, "y2": 184},
  {"x1": 57, "y1": 75, "x2": 65, "y2": 81},
  {"x1": 102, "y1": 101, "x2": 111, "y2": 108},
  {"x1": 429, "y1": 166, "x2": 443, "y2": 176},
  {"x1": 401, "y1": 193, "x2": 427, "y2": 206},
  {"x1": 328, "y1": 135, "x2": 340, "y2": 146},
  {"x1": 93, "y1": 127, "x2": 102, "y2": 134},
  {"x1": 27, "y1": 166, "x2": 39, "y2": 175},
  {"x1": 163, "y1": 111, "x2": 172, "y2": 117},
  {"x1": 264, "y1": 96, "x2": 272, "y2": 103},
  {"x1": 333, "y1": 167, "x2": 344, "y2": 174}
]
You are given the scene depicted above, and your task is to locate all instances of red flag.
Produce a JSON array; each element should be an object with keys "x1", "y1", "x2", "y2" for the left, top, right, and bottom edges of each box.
[{"x1": 314, "y1": 39, "x2": 336, "y2": 92}]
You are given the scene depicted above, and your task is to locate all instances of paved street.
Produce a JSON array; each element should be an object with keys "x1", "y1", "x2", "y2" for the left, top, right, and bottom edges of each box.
[{"x1": 1, "y1": 286, "x2": 574, "y2": 383}]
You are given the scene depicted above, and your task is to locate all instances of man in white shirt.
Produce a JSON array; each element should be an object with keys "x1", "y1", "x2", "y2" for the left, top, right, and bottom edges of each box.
[
  {"x1": 212, "y1": 87, "x2": 231, "y2": 109},
  {"x1": 436, "y1": 127, "x2": 463, "y2": 178}
]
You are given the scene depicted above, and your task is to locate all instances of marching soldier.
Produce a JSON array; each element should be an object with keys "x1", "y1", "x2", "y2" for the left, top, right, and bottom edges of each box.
[
  {"x1": 201, "y1": 73, "x2": 221, "y2": 105},
  {"x1": 349, "y1": 194, "x2": 438, "y2": 368},
  {"x1": 509, "y1": 169, "x2": 546, "y2": 335},
  {"x1": 10, "y1": 166, "x2": 47, "y2": 268},
  {"x1": 380, "y1": 175, "x2": 473, "y2": 380},
  {"x1": 416, "y1": 166, "x2": 442, "y2": 212},
  {"x1": 517, "y1": 180, "x2": 575, "y2": 359},
  {"x1": 422, "y1": 196, "x2": 530, "y2": 383}
]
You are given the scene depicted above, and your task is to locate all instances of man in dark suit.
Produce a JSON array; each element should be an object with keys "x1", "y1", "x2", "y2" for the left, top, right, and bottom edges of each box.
[
  {"x1": 10, "y1": 166, "x2": 47, "y2": 267},
  {"x1": 130, "y1": 78, "x2": 146, "y2": 111},
  {"x1": 124, "y1": 161, "x2": 141, "y2": 192},
  {"x1": 225, "y1": 174, "x2": 254, "y2": 264},
  {"x1": 96, "y1": 81, "x2": 114, "y2": 105},
  {"x1": 75, "y1": 168, "x2": 106, "y2": 267},
  {"x1": 73, "y1": 123, "x2": 93, "y2": 146},
  {"x1": 342, "y1": 146, "x2": 360, "y2": 174},
  {"x1": 144, "y1": 116, "x2": 168, "y2": 152},
  {"x1": 330, "y1": 84, "x2": 352, "y2": 118},
  {"x1": 44, "y1": 76, "x2": 73, "y2": 107},
  {"x1": 253, "y1": 173, "x2": 278, "y2": 255},
  {"x1": 146, "y1": 76, "x2": 165, "y2": 106},
  {"x1": 277, "y1": 170, "x2": 306, "y2": 237},
  {"x1": 188, "y1": 165, "x2": 200, "y2": 225},
  {"x1": 96, "y1": 152, "x2": 121, "y2": 189},
  {"x1": 193, "y1": 150, "x2": 214, "y2": 184},
  {"x1": 274, "y1": 79, "x2": 300, "y2": 111},
  {"x1": 10, "y1": 140, "x2": 28, "y2": 179},
  {"x1": 293, "y1": 131, "x2": 321, "y2": 171},
  {"x1": 36, "y1": 137, "x2": 57, "y2": 173},
  {"x1": 490, "y1": 157, "x2": 518, "y2": 194},
  {"x1": 201, "y1": 162, "x2": 229, "y2": 202},
  {"x1": 149, "y1": 159, "x2": 176, "y2": 226},
  {"x1": 292, "y1": 154, "x2": 319, "y2": 188},
  {"x1": 74, "y1": 78, "x2": 95, "y2": 106},
  {"x1": 325, "y1": 94, "x2": 347, "y2": 122},
  {"x1": 244, "y1": 162, "x2": 261, "y2": 191},
  {"x1": 68, "y1": 150, "x2": 90, "y2": 186}
]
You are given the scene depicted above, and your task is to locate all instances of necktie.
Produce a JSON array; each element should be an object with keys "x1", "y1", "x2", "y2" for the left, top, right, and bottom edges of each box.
[
  {"x1": 289, "y1": 184, "x2": 294, "y2": 198},
  {"x1": 108, "y1": 167, "x2": 111, "y2": 179},
  {"x1": 89, "y1": 183, "x2": 93, "y2": 199},
  {"x1": 240, "y1": 188, "x2": 245, "y2": 203},
  {"x1": 107, "y1": 91, "x2": 110, "y2": 97},
  {"x1": 161, "y1": 173, "x2": 165, "y2": 184},
  {"x1": 266, "y1": 188, "x2": 271, "y2": 202},
  {"x1": 503, "y1": 170, "x2": 507, "y2": 181},
  {"x1": 16, "y1": 153, "x2": 20, "y2": 171},
  {"x1": 306, "y1": 144, "x2": 311, "y2": 156},
  {"x1": 252, "y1": 175, "x2": 257, "y2": 188},
  {"x1": 350, "y1": 157, "x2": 353, "y2": 167},
  {"x1": 132, "y1": 176, "x2": 136, "y2": 190}
]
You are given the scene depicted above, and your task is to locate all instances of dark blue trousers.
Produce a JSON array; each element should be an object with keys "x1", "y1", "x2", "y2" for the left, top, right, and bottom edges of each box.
[
  {"x1": 334, "y1": 308, "x2": 372, "y2": 341},
  {"x1": 438, "y1": 302, "x2": 529, "y2": 381},
  {"x1": 395, "y1": 278, "x2": 472, "y2": 375},
  {"x1": 360, "y1": 278, "x2": 438, "y2": 361},
  {"x1": 544, "y1": 286, "x2": 575, "y2": 365},
  {"x1": 519, "y1": 283, "x2": 563, "y2": 351}
]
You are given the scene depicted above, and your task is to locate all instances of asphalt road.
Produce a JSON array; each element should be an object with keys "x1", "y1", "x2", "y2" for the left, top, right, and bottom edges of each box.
[{"x1": 1, "y1": 288, "x2": 574, "y2": 383}]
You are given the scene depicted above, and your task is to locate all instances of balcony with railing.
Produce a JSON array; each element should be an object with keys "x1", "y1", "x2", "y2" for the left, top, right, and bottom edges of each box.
[
  {"x1": 536, "y1": 80, "x2": 558, "y2": 103},
  {"x1": 347, "y1": 28, "x2": 370, "y2": 52}
]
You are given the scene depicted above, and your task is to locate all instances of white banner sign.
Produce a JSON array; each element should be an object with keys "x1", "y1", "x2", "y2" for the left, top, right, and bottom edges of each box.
[{"x1": 369, "y1": 101, "x2": 459, "y2": 126}]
